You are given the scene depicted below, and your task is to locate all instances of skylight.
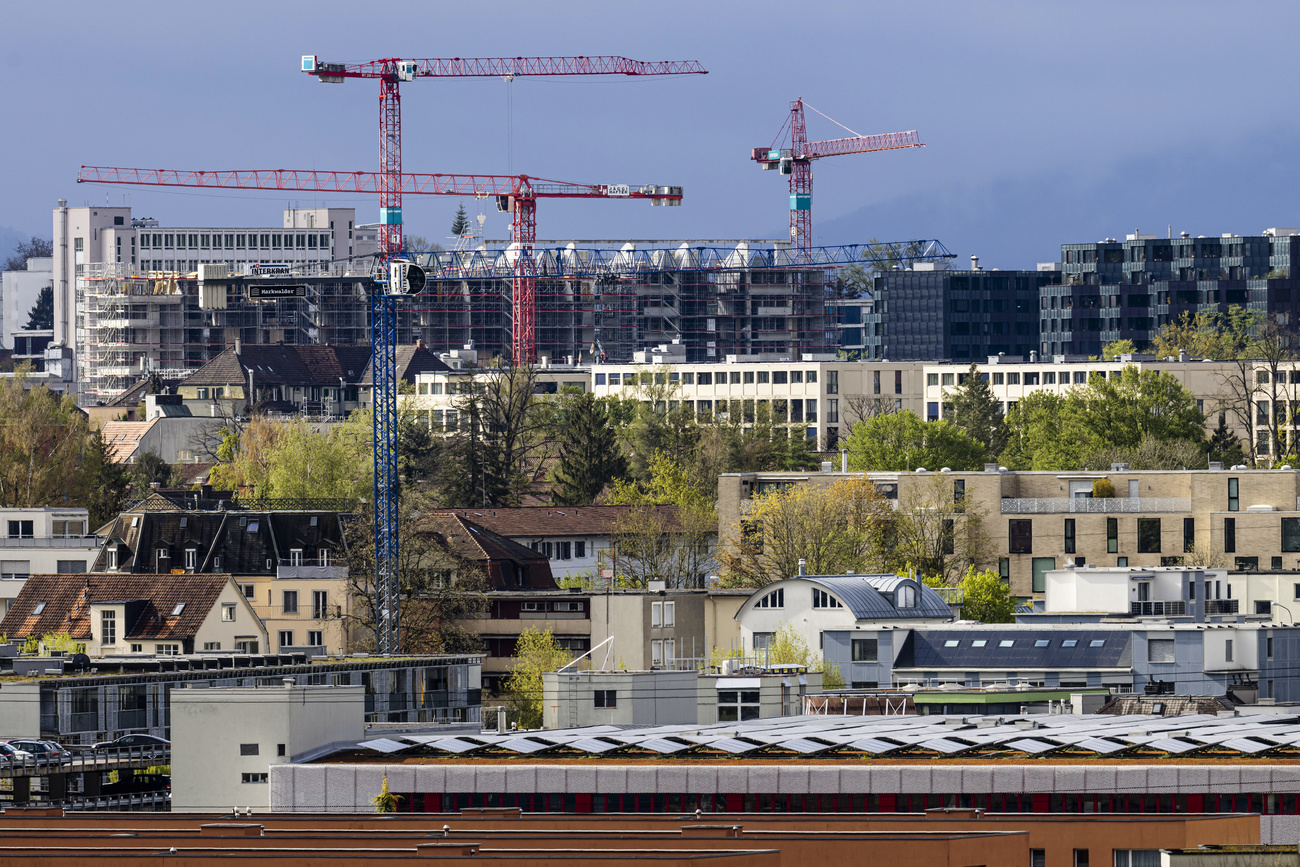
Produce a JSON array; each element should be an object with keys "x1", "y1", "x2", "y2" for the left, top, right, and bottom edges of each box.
[
  {"x1": 171, "y1": 603, "x2": 186, "y2": 616},
  {"x1": 33, "y1": 602, "x2": 45, "y2": 615}
]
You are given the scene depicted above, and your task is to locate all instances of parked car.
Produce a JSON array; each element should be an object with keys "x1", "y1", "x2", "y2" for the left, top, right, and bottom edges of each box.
[
  {"x1": 0, "y1": 743, "x2": 34, "y2": 762},
  {"x1": 7, "y1": 739, "x2": 69, "y2": 760},
  {"x1": 91, "y1": 734, "x2": 169, "y2": 754}
]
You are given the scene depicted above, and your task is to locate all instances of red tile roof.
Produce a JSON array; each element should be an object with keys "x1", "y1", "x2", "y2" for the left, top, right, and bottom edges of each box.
[{"x1": 0, "y1": 574, "x2": 233, "y2": 642}]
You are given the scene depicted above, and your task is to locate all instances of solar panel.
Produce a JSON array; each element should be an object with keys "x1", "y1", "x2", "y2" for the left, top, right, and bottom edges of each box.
[
  {"x1": 774, "y1": 738, "x2": 830, "y2": 754},
  {"x1": 1220, "y1": 737, "x2": 1274, "y2": 754},
  {"x1": 427, "y1": 737, "x2": 481, "y2": 754},
  {"x1": 357, "y1": 738, "x2": 408, "y2": 753},
  {"x1": 1073, "y1": 737, "x2": 1129, "y2": 754},
  {"x1": 1145, "y1": 738, "x2": 1198, "y2": 754},
  {"x1": 566, "y1": 738, "x2": 619, "y2": 753},
  {"x1": 495, "y1": 737, "x2": 549, "y2": 753},
  {"x1": 1007, "y1": 738, "x2": 1057, "y2": 754},
  {"x1": 918, "y1": 737, "x2": 972, "y2": 754},
  {"x1": 636, "y1": 738, "x2": 690, "y2": 754},
  {"x1": 847, "y1": 738, "x2": 902, "y2": 755},
  {"x1": 701, "y1": 738, "x2": 759, "y2": 754}
]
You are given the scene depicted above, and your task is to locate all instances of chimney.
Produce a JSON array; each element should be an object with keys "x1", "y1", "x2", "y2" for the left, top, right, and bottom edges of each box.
[
  {"x1": 234, "y1": 337, "x2": 241, "y2": 354},
  {"x1": 798, "y1": 559, "x2": 806, "y2": 576},
  {"x1": 971, "y1": 254, "x2": 981, "y2": 271},
  {"x1": 841, "y1": 449, "x2": 849, "y2": 473}
]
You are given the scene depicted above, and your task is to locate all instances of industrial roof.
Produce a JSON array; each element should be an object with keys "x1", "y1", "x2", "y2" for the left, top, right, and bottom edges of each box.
[{"x1": 354, "y1": 711, "x2": 1300, "y2": 761}]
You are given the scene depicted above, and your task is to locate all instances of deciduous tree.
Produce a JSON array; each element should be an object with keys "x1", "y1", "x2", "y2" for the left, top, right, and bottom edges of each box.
[
  {"x1": 845, "y1": 411, "x2": 985, "y2": 472},
  {"x1": 503, "y1": 626, "x2": 573, "y2": 729}
]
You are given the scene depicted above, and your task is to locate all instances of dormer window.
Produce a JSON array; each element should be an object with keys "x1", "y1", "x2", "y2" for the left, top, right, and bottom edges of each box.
[
  {"x1": 290, "y1": 549, "x2": 303, "y2": 566},
  {"x1": 811, "y1": 588, "x2": 843, "y2": 609},
  {"x1": 896, "y1": 585, "x2": 917, "y2": 608},
  {"x1": 155, "y1": 548, "x2": 169, "y2": 573},
  {"x1": 107, "y1": 547, "x2": 118, "y2": 570},
  {"x1": 185, "y1": 549, "x2": 197, "y2": 570}
]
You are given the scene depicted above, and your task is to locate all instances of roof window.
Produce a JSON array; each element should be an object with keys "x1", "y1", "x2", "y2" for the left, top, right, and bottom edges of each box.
[
  {"x1": 33, "y1": 602, "x2": 45, "y2": 615},
  {"x1": 171, "y1": 603, "x2": 185, "y2": 616}
]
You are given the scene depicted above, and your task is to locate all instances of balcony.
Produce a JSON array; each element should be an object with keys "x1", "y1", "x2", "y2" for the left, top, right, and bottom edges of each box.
[
  {"x1": 0, "y1": 536, "x2": 102, "y2": 549},
  {"x1": 275, "y1": 563, "x2": 348, "y2": 580},
  {"x1": 1000, "y1": 497, "x2": 1191, "y2": 514},
  {"x1": 1130, "y1": 600, "x2": 1187, "y2": 617},
  {"x1": 1206, "y1": 599, "x2": 1239, "y2": 615}
]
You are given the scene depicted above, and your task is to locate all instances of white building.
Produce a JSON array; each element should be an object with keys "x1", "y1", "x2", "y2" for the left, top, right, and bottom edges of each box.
[
  {"x1": 170, "y1": 684, "x2": 365, "y2": 811},
  {"x1": 0, "y1": 507, "x2": 102, "y2": 612},
  {"x1": 51, "y1": 202, "x2": 376, "y2": 403},
  {"x1": 1, "y1": 256, "x2": 52, "y2": 350},
  {"x1": 734, "y1": 573, "x2": 954, "y2": 657},
  {"x1": 1046, "y1": 563, "x2": 1300, "y2": 622}
]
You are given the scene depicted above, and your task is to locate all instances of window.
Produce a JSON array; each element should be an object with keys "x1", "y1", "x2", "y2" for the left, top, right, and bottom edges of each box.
[
  {"x1": 1228, "y1": 477, "x2": 1239, "y2": 512},
  {"x1": 1184, "y1": 518, "x2": 1195, "y2": 553},
  {"x1": 1061, "y1": 639, "x2": 1077, "y2": 647},
  {"x1": 155, "y1": 644, "x2": 179, "y2": 656},
  {"x1": 307, "y1": 630, "x2": 323, "y2": 646},
  {"x1": 812, "y1": 588, "x2": 843, "y2": 609},
  {"x1": 651, "y1": 601, "x2": 662, "y2": 627},
  {"x1": 1137, "y1": 518, "x2": 1161, "y2": 553},
  {"x1": 594, "y1": 689, "x2": 618, "y2": 709},
  {"x1": 6, "y1": 520, "x2": 32, "y2": 539},
  {"x1": 0, "y1": 560, "x2": 30, "y2": 580},
  {"x1": 1064, "y1": 518, "x2": 1076, "y2": 554},
  {"x1": 663, "y1": 601, "x2": 675, "y2": 627},
  {"x1": 319, "y1": 548, "x2": 331, "y2": 567},
  {"x1": 575, "y1": 541, "x2": 586, "y2": 558},
  {"x1": 1147, "y1": 639, "x2": 1175, "y2": 663},
  {"x1": 1032, "y1": 850, "x2": 1045, "y2": 867},
  {"x1": 312, "y1": 590, "x2": 328, "y2": 619},
  {"x1": 896, "y1": 585, "x2": 916, "y2": 608},
  {"x1": 651, "y1": 639, "x2": 663, "y2": 666},
  {"x1": 1284, "y1": 518, "x2": 1300, "y2": 553},
  {"x1": 717, "y1": 689, "x2": 761, "y2": 722},
  {"x1": 279, "y1": 630, "x2": 294, "y2": 648},
  {"x1": 1113, "y1": 850, "x2": 1160, "y2": 867},
  {"x1": 282, "y1": 590, "x2": 298, "y2": 613},
  {"x1": 752, "y1": 632, "x2": 773, "y2": 651},
  {"x1": 1089, "y1": 639, "x2": 1105, "y2": 647},
  {"x1": 240, "y1": 743, "x2": 260, "y2": 756},
  {"x1": 1075, "y1": 849, "x2": 1090, "y2": 867},
  {"x1": 101, "y1": 610, "x2": 116, "y2": 645},
  {"x1": 999, "y1": 639, "x2": 1015, "y2": 647},
  {"x1": 1224, "y1": 517, "x2": 1236, "y2": 553},
  {"x1": 290, "y1": 549, "x2": 303, "y2": 566},
  {"x1": 241, "y1": 773, "x2": 268, "y2": 784},
  {"x1": 827, "y1": 370, "x2": 838, "y2": 394},
  {"x1": 242, "y1": 584, "x2": 255, "y2": 599},
  {"x1": 1034, "y1": 639, "x2": 1050, "y2": 648},
  {"x1": 56, "y1": 559, "x2": 86, "y2": 573},
  {"x1": 1107, "y1": 517, "x2": 1119, "y2": 553},
  {"x1": 203, "y1": 642, "x2": 221, "y2": 651},
  {"x1": 1009, "y1": 520, "x2": 1032, "y2": 554},
  {"x1": 185, "y1": 548, "x2": 197, "y2": 570},
  {"x1": 222, "y1": 603, "x2": 235, "y2": 622},
  {"x1": 754, "y1": 588, "x2": 784, "y2": 609},
  {"x1": 851, "y1": 638, "x2": 878, "y2": 662}
]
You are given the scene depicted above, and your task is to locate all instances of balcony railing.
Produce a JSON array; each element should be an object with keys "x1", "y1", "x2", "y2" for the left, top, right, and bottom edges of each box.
[
  {"x1": 275, "y1": 563, "x2": 347, "y2": 580},
  {"x1": 1000, "y1": 497, "x2": 1191, "y2": 514},
  {"x1": 0, "y1": 536, "x2": 103, "y2": 549},
  {"x1": 1130, "y1": 600, "x2": 1186, "y2": 617},
  {"x1": 1206, "y1": 599, "x2": 1239, "y2": 615}
]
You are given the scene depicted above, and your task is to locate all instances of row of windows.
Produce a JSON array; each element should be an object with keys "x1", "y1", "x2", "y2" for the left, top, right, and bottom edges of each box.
[
  {"x1": 596, "y1": 369, "x2": 821, "y2": 387},
  {"x1": 530, "y1": 540, "x2": 587, "y2": 560},
  {"x1": 1011, "y1": 513, "x2": 1300, "y2": 557},
  {"x1": 139, "y1": 232, "x2": 331, "y2": 251},
  {"x1": 277, "y1": 629, "x2": 325, "y2": 648}
]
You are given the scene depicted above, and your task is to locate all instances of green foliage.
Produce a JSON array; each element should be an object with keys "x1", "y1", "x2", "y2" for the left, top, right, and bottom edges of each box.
[
  {"x1": 551, "y1": 392, "x2": 627, "y2": 506},
  {"x1": 1151, "y1": 305, "x2": 1261, "y2": 361},
  {"x1": 943, "y1": 363, "x2": 1007, "y2": 460},
  {"x1": 450, "y1": 204, "x2": 470, "y2": 236},
  {"x1": 1092, "y1": 478, "x2": 1116, "y2": 498},
  {"x1": 263, "y1": 417, "x2": 371, "y2": 500},
  {"x1": 955, "y1": 566, "x2": 1017, "y2": 623},
  {"x1": 39, "y1": 632, "x2": 86, "y2": 656},
  {"x1": 999, "y1": 367, "x2": 1205, "y2": 471},
  {"x1": 1101, "y1": 339, "x2": 1137, "y2": 361},
  {"x1": 845, "y1": 411, "x2": 985, "y2": 472},
  {"x1": 1208, "y1": 417, "x2": 1246, "y2": 468},
  {"x1": 371, "y1": 774, "x2": 402, "y2": 813},
  {"x1": 23, "y1": 285, "x2": 53, "y2": 331},
  {"x1": 129, "y1": 450, "x2": 176, "y2": 492},
  {"x1": 766, "y1": 623, "x2": 841, "y2": 686},
  {"x1": 503, "y1": 626, "x2": 574, "y2": 729}
]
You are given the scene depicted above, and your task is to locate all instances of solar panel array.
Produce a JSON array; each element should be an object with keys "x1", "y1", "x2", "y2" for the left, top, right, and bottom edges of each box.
[{"x1": 358, "y1": 712, "x2": 1300, "y2": 760}]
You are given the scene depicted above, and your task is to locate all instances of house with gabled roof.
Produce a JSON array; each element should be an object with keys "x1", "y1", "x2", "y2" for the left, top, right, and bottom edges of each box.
[
  {"x1": 176, "y1": 342, "x2": 372, "y2": 417},
  {"x1": 0, "y1": 573, "x2": 266, "y2": 657}
]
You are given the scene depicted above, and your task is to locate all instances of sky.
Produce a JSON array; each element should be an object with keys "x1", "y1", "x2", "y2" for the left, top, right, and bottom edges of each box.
[{"x1": 4, "y1": 1, "x2": 1300, "y2": 269}]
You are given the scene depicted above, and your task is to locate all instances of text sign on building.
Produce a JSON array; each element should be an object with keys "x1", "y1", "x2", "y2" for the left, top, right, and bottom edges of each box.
[{"x1": 247, "y1": 285, "x2": 307, "y2": 300}]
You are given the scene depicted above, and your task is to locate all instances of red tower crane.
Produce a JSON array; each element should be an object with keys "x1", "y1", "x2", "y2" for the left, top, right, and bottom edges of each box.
[{"x1": 752, "y1": 98, "x2": 925, "y2": 259}]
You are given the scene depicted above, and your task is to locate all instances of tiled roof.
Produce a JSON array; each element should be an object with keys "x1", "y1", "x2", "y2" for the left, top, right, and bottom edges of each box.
[
  {"x1": 106, "y1": 378, "x2": 184, "y2": 408},
  {"x1": 182, "y1": 345, "x2": 373, "y2": 389},
  {"x1": 437, "y1": 505, "x2": 685, "y2": 538},
  {"x1": 100, "y1": 420, "x2": 158, "y2": 463},
  {"x1": 359, "y1": 345, "x2": 451, "y2": 385},
  {"x1": 0, "y1": 573, "x2": 233, "y2": 642},
  {"x1": 420, "y1": 514, "x2": 555, "y2": 590}
]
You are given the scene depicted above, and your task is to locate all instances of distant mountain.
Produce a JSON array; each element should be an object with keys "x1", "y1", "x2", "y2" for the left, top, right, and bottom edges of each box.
[{"x1": 814, "y1": 128, "x2": 1300, "y2": 271}]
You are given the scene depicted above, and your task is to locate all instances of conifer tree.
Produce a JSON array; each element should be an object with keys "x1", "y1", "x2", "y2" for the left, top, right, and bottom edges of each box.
[
  {"x1": 944, "y1": 362, "x2": 1006, "y2": 460},
  {"x1": 450, "y1": 204, "x2": 469, "y2": 236},
  {"x1": 551, "y1": 393, "x2": 626, "y2": 505}
]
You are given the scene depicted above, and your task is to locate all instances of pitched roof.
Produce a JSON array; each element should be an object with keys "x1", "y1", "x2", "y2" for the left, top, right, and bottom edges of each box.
[
  {"x1": 100, "y1": 420, "x2": 158, "y2": 463},
  {"x1": 897, "y1": 629, "x2": 1132, "y2": 669},
  {"x1": 359, "y1": 344, "x2": 451, "y2": 385},
  {"x1": 437, "y1": 505, "x2": 686, "y2": 538},
  {"x1": 0, "y1": 573, "x2": 233, "y2": 642},
  {"x1": 420, "y1": 514, "x2": 556, "y2": 590},
  {"x1": 182, "y1": 345, "x2": 373, "y2": 389},
  {"x1": 106, "y1": 378, "x2": 185, "y2": 408}
]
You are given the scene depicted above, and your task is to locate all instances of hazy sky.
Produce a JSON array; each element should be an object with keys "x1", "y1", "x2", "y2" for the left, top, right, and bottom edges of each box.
[{"x1": 5, "y1": 1, "x2": 1300, "y2": 268}]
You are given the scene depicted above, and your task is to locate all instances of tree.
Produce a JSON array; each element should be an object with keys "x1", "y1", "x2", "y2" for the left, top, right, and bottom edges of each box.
[
  {"x1": 845, "y1": 411, "x2": 985, "y2": 472},
  {"x1": 1079, "y1": 366, "x2": 1205, "y2": 449},
  {"x1": 1101, "y1": 338, "x2": 1137, "y2": 361},
  {"x1": 129, "y1": 450, "x2": 176, "y2": 492},
  {"x1": 999, "y1": 391, "x2": 1099, "y2": 470},
  {"x1": 1082, "y1": 434, "x2": 1208, "y2": 471},
  {"x1": 843, "y1": 393, "x2": 898, "y2": 426},
  {"x1": 502, "y1": 626, "x2": 573, "y2": 729},
  {"x1": 371, "y1": 774, "x2": 401, "y2": 813},
  {"x1": 766, "y1": 623, "x2": 844, "y2": 689},
  {"x1": 605, "y1": 453, "x2": 717, "y2": 588},
  {"x1": 207, "y1": 418, "x2": 284, "y2": 496},
  {"x1": 3, "y1": 237, "x2": 52, "y2": 274},
  {"x1": 23, "y1": 286, "x2": 53, "y2": 331},
  {"x1": 1208, "y1": 416, "x2": 1246, "y2": 467},
  {"x1": 551, "y1": 392, "x2": 627, "y2": 505},
  {"x1": 402, "y1": 234, "x2": 442, "y2": 253},
  {"x1": 263, "y1": 417, "x2": 371, "y2": 500},
  {"x1": 717, "y1": 476, "x2": 894, "y2": 587},
  {"x1": 341, "y1": 494, "x2": 489, "y2": 654},
  {"x1": 450, "y1": 204, "x2": 470, "y2": 236},
  {"x1": 952, "y1": 566, "x2": 1017, "y2": 623},
  {"x1": 943, "y1": 363, "x2": 1006, "y2": 460},
  {"x1": 887, "y1": 474, "x2": 993, "y2": 586}
]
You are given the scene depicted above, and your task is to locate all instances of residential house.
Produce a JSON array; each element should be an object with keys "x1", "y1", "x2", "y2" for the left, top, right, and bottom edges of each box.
[
  {"x1": 0, "y1": 572, "x2": 266, "y2": 657},
  {"x1": 0, "y1": 507, "x2": 102, "y2": 612},
  {"x1": 176, "y1": 342, "x2": 371, "y2": 418},
  {"x1": 93, "y1": 493, "x2": 353, "y2": 654}
]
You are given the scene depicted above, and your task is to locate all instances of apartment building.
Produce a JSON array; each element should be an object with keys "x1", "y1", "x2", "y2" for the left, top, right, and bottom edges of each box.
[
  {"x1": 1047, "y1": 229, "x2": 1300, "y2": 357},
  {"x1": 0, "y1": 508, "x2": 102, "y2": 612},
  {"x1": 719, "y1": 466, "x2": 1300, "y2": 596}
]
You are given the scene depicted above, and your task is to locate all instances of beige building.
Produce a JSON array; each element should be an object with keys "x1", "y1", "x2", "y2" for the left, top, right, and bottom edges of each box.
[{"x1": 719, "y1": 466, "x2": 1300, "y2": 597}]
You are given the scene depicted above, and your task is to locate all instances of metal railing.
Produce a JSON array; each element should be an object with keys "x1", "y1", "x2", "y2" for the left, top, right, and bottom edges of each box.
[
  {"x1": 1000, "y1": 497, "x2": 1191, "y2": 514},
  {"x1": 0, "y1": 536, "x2": 102, "y2": 549},
  {"x1": 1206, "y1": 599, "x2": 1239, "y2": 615}
]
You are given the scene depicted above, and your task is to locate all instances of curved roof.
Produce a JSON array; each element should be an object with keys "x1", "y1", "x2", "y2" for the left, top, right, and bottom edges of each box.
[{"x1": 742, "y1": 574, "x2": 953, "y2": 621}]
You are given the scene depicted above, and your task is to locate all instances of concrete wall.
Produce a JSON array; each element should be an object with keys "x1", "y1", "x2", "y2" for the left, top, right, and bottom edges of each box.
[
  {"x1": 542, "y1": 670, "x2": 699, "y2": 729},
  {"x1": 0, "y1": 682, "x2": 42, "y2": 738},
  {"x1": 172, "y1": 684, "x2": 364, "y2": 811}
]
